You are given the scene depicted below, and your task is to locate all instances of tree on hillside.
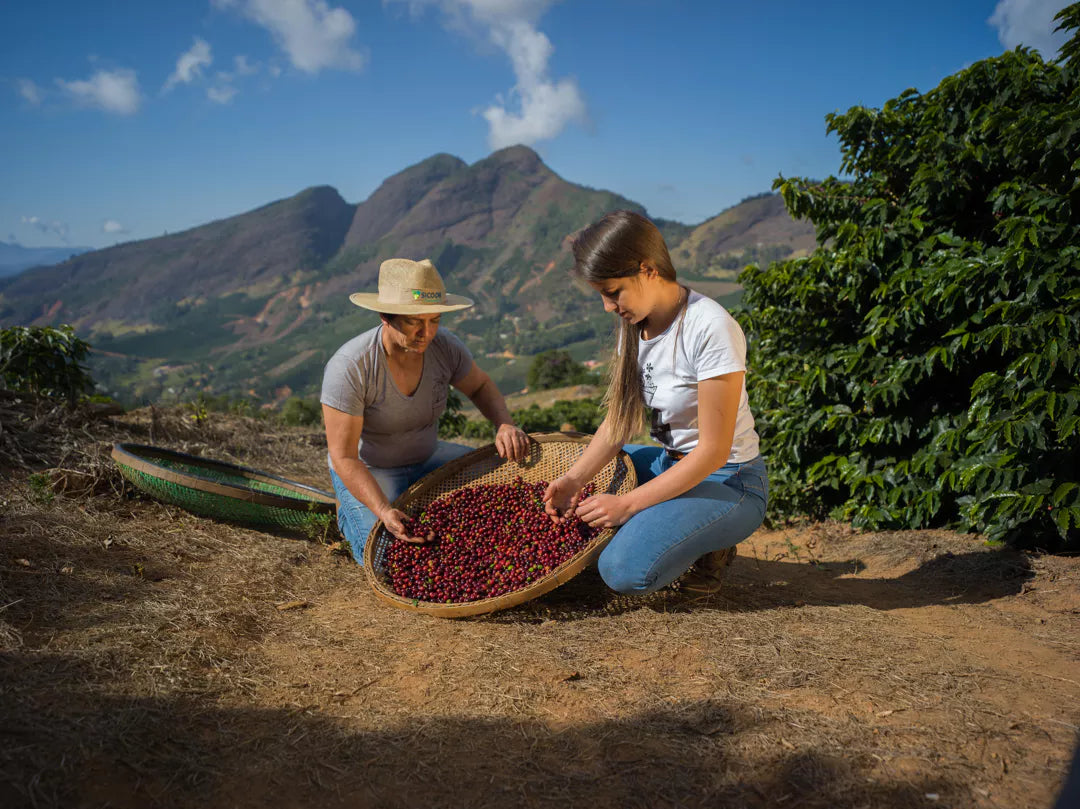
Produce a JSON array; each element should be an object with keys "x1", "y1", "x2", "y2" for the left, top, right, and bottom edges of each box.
[
  {"x1": 526, "y1": 350, "x2": 598, "y2": 391},
  {"x1": 739, "y1": 5, "x2": 1080, "y2": 549}
]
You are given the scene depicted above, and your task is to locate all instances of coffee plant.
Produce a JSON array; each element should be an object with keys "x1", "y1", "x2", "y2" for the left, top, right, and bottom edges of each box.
[
  {"x1": 279, "y1": 396, "x2": 321, "y2": 427},
  {"x1": 526, "y1": 350, "x2": 599, "y2": 390},
  {"x1": 739, "y1": 6, "x2": 1080, "y2": 549},
  {"x1": 0, "y1": 325, "x2": 94, "y2": 404}
]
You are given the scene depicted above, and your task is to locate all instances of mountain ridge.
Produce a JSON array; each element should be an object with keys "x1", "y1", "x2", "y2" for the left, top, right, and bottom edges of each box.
[{"x1": 0, "y1": 146, "x2": 815, "y2": 403}]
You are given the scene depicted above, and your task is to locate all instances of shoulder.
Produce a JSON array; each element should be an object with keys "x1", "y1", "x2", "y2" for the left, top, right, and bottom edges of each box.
[
  {"x1": 325, "y1": 326, "x2": 381, "y2": 373},
  {"x1": 331, "y1": 326, "x2": 380, "y2": 360},
  {"x1": 682, "y1": 290, "x2": 748, "y2": 368},
  {"x1": 321, "y1": 326, "x2": 381, "y2": 409},
  {"x1": 681, "y1": 290, "x2": 748, "y2": 376},
  {"x1": 432, "y1": 328, "x2": 471, "y2": 357},
  {"x1": 684, "y1": 291, "x2": 742, "y2": 336},
  {"x1": 684, "y1": 290, "x2": 729, "y2": 319}
]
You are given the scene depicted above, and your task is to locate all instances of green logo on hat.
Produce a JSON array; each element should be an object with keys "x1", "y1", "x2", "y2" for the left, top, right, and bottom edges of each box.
[{"x1": 411, "y1": 289, "x2": 443, "y2": 302}]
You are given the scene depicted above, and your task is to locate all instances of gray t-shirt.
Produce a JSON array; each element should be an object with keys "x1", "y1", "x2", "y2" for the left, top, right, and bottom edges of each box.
[{"x1": 320, "y1": 325, "x2": 473, "y2": 468}]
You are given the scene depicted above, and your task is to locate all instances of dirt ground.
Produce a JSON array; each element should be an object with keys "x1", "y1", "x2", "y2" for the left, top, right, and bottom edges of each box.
[{"x1": 1, "y1": 402, "x2": 1078, "y2": 809}]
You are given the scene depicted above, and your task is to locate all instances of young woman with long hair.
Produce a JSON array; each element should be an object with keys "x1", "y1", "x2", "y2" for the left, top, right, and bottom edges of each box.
[{"x1": 543, "y1": 210, "x2": 768, "y2": 595}]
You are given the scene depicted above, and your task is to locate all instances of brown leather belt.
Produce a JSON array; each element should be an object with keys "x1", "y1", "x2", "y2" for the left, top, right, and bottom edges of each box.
[{"x1": 665, "y1": 449, "x2": 686, "y2": 461}]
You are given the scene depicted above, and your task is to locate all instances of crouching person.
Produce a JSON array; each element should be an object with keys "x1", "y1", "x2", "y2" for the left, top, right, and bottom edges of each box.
[{"x1": 322, "y1": 257, "x2": 528, "y2": 560}]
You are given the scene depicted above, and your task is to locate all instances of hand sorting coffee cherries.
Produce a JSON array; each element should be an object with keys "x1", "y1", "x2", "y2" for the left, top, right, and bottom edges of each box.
[{"x1": 384, "y1": 477, "x2": 599, "y2": 603}]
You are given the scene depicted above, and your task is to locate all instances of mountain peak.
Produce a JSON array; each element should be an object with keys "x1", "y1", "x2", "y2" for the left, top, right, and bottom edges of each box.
[
  {"x1": 477, "y1": 145, "x2": 546, "y2": 175},
  {"x1": 343, "y1": 153, "x2": 469, "y2": 248},
  {"x1": 290, "y1": 185, "x2": 348, "y2": 209},
  {"x1": 415, "y1": 152, "x2": 469, "y2": 174},
  {"x1": 295, "y1": 184, "x2": 343, "y2": 198}
]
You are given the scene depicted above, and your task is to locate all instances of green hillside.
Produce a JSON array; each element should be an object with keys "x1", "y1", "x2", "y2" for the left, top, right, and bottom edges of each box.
[{"x1": 0, "y1": 147, "x2": 812, "y2": 407}]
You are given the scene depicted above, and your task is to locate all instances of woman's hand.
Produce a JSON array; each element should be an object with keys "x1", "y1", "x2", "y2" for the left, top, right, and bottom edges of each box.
[
  {"x1": 379, "y1": 506, "x2": 431, "y2": 544},
  {"x1": 495, "y1": 423, "x2": 529, "y2": 462},
  {"x1": 576, "y1": 493, "x2": 636, "y2": 529},
  {"x1": 543, "y1": 475, "x2": 583, "y2": 523}
]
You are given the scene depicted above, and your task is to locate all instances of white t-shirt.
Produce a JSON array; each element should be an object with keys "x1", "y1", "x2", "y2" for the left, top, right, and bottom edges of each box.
[{"x1": 639, "y1": 290, "x2": 760, "y2": 463}]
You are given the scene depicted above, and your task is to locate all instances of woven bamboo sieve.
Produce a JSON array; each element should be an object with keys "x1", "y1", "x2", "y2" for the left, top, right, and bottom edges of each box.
[
  {"x1": 363, "y1": 432, "x2": 637, "y2": 618},
  {"x1": 112, "y1": 443, "x2": 337, "y2": 531}
]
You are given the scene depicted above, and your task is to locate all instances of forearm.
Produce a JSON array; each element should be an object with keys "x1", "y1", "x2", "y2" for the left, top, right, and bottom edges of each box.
[
  {"x1": 625, "y1": 442, "x2": 730, "y2": 514},
  {"x1": 563, "y1": 419, "x2": 623, "y2": 488},
  {"x1": 331, "y1": 454, "x2": 392, "y2": 517},
  {"x1": 468, "y1": 378, "x2": 516, "y2": 428}
]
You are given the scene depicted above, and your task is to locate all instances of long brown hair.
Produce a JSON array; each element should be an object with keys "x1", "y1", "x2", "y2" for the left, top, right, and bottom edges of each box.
[{"x1": 571, "y1": 210, "x2": 678, "y2": 445}]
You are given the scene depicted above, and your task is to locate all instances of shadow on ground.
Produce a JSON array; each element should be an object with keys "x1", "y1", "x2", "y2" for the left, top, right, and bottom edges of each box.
[
  {"x1": 493, "y1": 544, "x2": 1035, "y2": 622},
  {"x1": 0, "y1": 651, "x2": 963, "y2": 809}
]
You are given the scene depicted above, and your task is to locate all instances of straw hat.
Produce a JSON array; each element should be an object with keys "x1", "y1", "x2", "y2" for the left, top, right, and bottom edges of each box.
[{"x1": 349, "y1": 258, "x2": 474, "y2": 315}]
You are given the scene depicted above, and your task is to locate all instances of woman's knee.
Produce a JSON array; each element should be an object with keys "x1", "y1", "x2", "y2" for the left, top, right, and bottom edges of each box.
[{"x1": 597, "y1": 545, "x2": 660, "y2": 595}]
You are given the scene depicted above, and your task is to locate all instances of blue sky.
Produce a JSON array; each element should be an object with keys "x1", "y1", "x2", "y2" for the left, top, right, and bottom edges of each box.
[{"x1": 1, "y1": 0, "x2": 1070, "y2": 249}]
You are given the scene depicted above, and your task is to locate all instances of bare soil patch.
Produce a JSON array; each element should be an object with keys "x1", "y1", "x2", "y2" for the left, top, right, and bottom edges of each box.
[{"x1": 1, "y1": 401, "x2": 1077, "y2": 808}]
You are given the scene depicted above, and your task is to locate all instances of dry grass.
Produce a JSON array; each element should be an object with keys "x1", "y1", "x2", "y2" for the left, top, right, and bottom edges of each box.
[{"x1": 1, "y1": 400, "x2": 1078, "y2": 808}]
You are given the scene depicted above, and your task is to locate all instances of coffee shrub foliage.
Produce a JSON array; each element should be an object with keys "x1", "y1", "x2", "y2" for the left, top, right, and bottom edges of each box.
[
  {"x1": 738, "y1": 6, "x2": 1080, "y2": 549},
  {"x1": 0, "y1": 325, "x2": 94, "y2": 404}
]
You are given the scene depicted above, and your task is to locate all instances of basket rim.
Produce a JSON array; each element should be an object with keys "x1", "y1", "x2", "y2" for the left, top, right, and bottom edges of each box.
[
  {"x1": 362, "y1": 432, "x2": 636, "y2": 618},
  {"x1": 111, "y1": 442, "x2": 337, "y2": 513}
]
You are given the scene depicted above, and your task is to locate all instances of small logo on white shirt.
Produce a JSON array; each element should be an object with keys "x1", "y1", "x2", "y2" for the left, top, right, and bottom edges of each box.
[{"x1": 642, "y1": 362, "x2": 657, "y2": 399}]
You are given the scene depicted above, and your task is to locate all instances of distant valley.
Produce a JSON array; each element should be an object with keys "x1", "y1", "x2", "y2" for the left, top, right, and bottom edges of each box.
[
  {"x1": 0, "y1": 146, "x2": 814, "y2": 406},
  {"x1": 0, "y1": 242, "x2": 92, "y2": 279}
]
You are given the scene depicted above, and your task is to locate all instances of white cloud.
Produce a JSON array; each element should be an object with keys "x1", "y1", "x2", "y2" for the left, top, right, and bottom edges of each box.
[
  {"x1": 397, "y1": 0, "x2": 553, "y2": 27},
  {"x1": 390, "y1": 0, "x2": 586, "y2": 149},
  {"x1": 16, "y1": 78, "x2": 42, "y2": 105},
  {"x1": 206, "y1": 55, "x2": 262, "y2": 103},
  {"x1": 216, "y1": 57, "x2": 259, "y2": 84},
  {"x1": 480, "y1": 21, "x2": 585, "y2": 149},
  {"x1": 989, "y1": 0, "x2": 1069, "y2": 58},
  {"x1": 208, "y1": 84, "x2": 239, "y2": 104},
  {"x1": 164, "y1": 37, "x2": 213, "y2": 92},
  {"x1": 102, "y1": 219, "x2": 128, "y2": 234},
  {"x1": 217, "y1": 0, "x2": 367, "y2": 73},
  {"x1": 234, "y1": 54, "x2": 259, "y2": 76},
  {"x1": 22, "y1": 215, "x2": 70, "y2": 242},
  {"x1": 56, "y1": 68, "x2": 141, "y2": 115}
]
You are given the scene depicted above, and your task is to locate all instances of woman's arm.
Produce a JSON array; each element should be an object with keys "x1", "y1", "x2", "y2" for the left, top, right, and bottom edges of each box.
[
  {"x1": 542, "y1": 418, "x2": 624, "y2": 520},
  {"x1": 323, "y1": 404, "x2": 425, "y2": 544},
  {"x1": 453, "y1": 362, "x2": 528, "y2": 461},
  {"x1": 575, "y1": 372, "x2": 743, "y2": 529}
]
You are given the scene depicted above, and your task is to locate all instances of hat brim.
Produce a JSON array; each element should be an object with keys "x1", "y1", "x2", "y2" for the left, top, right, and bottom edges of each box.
[{"x1": 348, "y1": 292, "x2": 475, "y2": 315}]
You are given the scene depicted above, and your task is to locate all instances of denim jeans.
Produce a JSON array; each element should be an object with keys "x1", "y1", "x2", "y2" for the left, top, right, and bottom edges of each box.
[
  {"x1": 328, "y1": 441, "x2": 474, "y2": 560},
  {"x1": 597, "y1": 445, "x2": 769, "y2": 595}
]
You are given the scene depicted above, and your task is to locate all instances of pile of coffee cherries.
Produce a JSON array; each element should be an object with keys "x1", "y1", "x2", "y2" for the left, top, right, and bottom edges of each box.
[{"x1": 383, "y1": 477, "x2": 599, "y2": 603}]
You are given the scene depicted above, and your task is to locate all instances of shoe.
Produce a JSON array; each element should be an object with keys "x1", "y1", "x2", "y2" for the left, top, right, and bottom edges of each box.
[{"x1": 678, "y1": 546, "x2": 737, "y2": 596}]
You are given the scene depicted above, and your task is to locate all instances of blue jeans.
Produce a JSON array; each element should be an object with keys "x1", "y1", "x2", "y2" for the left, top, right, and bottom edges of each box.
[
  {"x1": 328, "y1": 441, "x2": 474, "y2": 560},
  {"x1": 597, "y1": 445, "x2": 769, "y2": 595}
]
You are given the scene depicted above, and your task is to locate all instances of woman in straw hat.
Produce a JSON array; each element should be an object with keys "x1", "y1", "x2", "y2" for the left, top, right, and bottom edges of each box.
[
  {"x1": 322, "y1": 257, "x2": 528, "y2": 559},
  {"x1": 543, "y1": 210, "x2": 768, "y2": 596}
]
